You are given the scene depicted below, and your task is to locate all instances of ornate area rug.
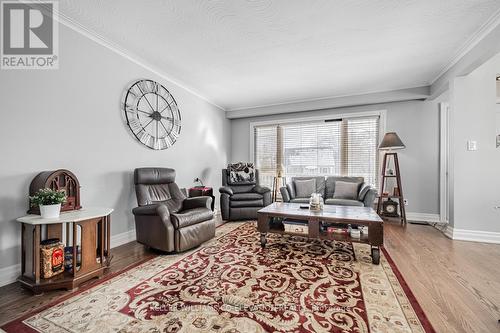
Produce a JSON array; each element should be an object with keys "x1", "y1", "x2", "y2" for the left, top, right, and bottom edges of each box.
[{"x1": 2, "y1": 222, "x2": 434, "y2": 333}]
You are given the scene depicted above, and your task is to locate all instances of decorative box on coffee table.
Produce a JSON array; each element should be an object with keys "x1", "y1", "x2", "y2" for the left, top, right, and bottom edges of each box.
[{"x1": 16, "y1": 207, "x2": 113, "y2": 294}]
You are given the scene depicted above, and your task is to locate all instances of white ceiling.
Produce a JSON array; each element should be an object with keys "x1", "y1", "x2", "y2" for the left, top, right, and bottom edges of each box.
[{"x1": 58, "y1": 0, "x2": 500, "y2": 111}]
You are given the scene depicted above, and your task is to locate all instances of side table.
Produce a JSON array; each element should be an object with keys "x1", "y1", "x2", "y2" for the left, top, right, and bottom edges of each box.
[
  {"x1": 188, "y1": 186, "x2": 215, "y2": 211},
  {"x1": 16, "y1": 207, "x2": 113, "y2": 294}
]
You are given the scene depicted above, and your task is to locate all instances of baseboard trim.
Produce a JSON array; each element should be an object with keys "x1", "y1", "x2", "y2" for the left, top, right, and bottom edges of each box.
[
  {"x1": 406, "y1": 212, "x2": 441, "y2": 223},
  {"x1": 110, "y1": 228, "x2": 136, "y2": 248},
  {"x1": 444, "y1": 226, "x2": 500, "y2": 244},
  {"x1": 0, "y1": 264, "x2": 21, "y2": 288},
  {"x1": 443, "y1": 225, "x2": 454, "y2": 239},
  {"x1": 0, "y1": 229, "x2": 138, "y2": 288}
]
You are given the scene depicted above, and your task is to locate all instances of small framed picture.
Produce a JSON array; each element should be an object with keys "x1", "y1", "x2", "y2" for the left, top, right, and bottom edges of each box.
[
  {"x1": 393, "y1": 187, "x2": 400, "y2": 196},
  {"x1": 496, "y1": 134, "x2": 500, "y2": 148}
]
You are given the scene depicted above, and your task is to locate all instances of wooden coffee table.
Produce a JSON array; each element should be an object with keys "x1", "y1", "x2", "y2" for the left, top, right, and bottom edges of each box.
[{"x1": 257, "y1": 203, "x2": 383, "y2": 264}]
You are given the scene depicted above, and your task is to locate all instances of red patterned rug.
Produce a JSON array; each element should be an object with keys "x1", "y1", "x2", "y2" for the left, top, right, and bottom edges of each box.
[{"x1": 2, "y1": 222, "x2": 435, "y2": 333}]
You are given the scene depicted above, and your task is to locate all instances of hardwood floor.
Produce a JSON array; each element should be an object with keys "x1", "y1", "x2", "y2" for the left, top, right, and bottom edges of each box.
[
  {"x1": 384, "y1": 222, "x2": 500, "y2": 333},
  {"x1": 0, "y1": 220, "x2": 499, "y2": 332}
]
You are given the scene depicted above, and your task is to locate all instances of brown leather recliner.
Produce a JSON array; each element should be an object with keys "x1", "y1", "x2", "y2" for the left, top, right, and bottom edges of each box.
[{"x1": 132, "y1": 168, "x2": 215, "y2": 252}]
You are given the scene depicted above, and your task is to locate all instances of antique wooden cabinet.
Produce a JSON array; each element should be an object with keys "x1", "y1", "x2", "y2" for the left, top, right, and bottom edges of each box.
[{"x1": 17, "y1": 208, "x2": 113, "y2": 294}]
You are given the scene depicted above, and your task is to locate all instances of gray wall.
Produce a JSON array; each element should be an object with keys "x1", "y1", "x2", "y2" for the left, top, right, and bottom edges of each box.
[
  {"x1": 450, "y1": 53, "x2": 500, "y2": 232},
  {"x1": 230, "y1": 98, "x2": 446, "y2": 215},
  {"x1": 0, "y1": 25, "x2": 230, "y2": 269}
]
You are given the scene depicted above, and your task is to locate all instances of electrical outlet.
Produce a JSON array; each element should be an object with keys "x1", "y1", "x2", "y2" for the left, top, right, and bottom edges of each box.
[{"x1": 403, "y1": 199, "x2": 408, "y2": 206}]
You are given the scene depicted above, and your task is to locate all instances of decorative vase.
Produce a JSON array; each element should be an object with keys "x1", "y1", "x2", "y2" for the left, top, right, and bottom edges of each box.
[
  {"x1": 39, "y1": 203, "x2": 61, "y2": 218},
  {"x1": 309, "y1": 193, "x2": 324, "y2": 211}
]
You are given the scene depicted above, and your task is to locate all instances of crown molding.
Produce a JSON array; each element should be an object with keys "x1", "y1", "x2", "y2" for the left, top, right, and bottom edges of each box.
[
  {"x1": 33, "y1": 1, "x2": 225, "y2": 111},
  {"x1": 430, "y1": 7, "x2": 500, "y2": 85},
  {"x1": 226, "y1": 84, "x2": 429, "y2": 112},
  {"x1": 226, "y1": 86, "x2": 430, "y2": 119}
]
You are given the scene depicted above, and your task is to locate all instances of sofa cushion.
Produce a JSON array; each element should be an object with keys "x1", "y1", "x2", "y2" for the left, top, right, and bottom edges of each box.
[
  {"x1": 325, "y1": 176, "x2": 364, "y2": 198},
  {"x1": 171, "y1": 207, "x2": 213, "y2": 228},
  {"x1": 231, "y1": 193, "x2": 263, "y2": 201},
  {"x1": 230, "y1": 199, "x2": 263, "y2": 208},
  {"x1": 292, "y1": 176, "x2": 326, "y2": 196},
  {"x1": 325, "y1": 198, "x2": 364, "y2": 207},
  {"x1": 294, "y1": 179, "x2": 316, "y2": 198},
  {"x1": 290, "y1": 198, "x2": 310, "y2": 204},
  {"x1": 333, "y1": 181, "x2": 360, "y2": 200}
]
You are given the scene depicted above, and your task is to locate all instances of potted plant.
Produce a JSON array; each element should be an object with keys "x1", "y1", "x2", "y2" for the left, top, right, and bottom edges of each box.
[{"x1": 30, "y1": 188, "x2": 67, "y2": 218}]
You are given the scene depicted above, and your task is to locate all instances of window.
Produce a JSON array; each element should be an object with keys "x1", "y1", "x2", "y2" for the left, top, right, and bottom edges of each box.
[
  {"x1": 254, "y1": 125, "x2": 278, "y2": 188},
  {"x1": 253, "y1": 114, "x2": 380, "y2": 189},
  {"x1": 282, "y1": 121, "x2": 341, "y2": 177}
]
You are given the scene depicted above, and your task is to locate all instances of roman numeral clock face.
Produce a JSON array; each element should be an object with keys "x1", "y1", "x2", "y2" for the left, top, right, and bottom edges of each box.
[{"x1": 123, "y1": 79, "x2": 181, "y2": 150}]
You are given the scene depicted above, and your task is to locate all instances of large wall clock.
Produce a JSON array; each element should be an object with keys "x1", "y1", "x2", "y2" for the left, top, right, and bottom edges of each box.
[{"x1": 123, "y1": 79, "x2": 181, "y2": 150}]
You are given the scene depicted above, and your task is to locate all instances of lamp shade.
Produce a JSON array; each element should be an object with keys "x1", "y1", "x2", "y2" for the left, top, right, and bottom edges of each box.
[{"x1": 379, "y1": 132, "x2": 405, "y2": 150}]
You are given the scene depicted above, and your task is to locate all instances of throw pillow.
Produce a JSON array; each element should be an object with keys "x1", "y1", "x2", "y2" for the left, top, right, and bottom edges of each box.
[
  {"x1": 333, "y1": 181, "x2": 359, "y2": 200},
  {"x1": 228, "y1": 162, "x2": 255, "y2": 184},
  {"x1": 294, "y1": 179, "x2": 316, "y2": 198}
]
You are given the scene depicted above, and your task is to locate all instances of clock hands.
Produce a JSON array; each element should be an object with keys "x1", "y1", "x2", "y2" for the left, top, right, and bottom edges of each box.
[
  {"x1": 137, "y1": 109, "x2": 153, "y2": 116},
  {"x1": 160, "y1": 115, "x2": 180, "y2": 124},
  {"x1": 136, "y1": 85, "x2": 157, "y2": 113}
]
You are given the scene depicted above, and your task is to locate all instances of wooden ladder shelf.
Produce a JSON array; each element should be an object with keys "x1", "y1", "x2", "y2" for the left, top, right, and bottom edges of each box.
[{"x1": 377, "y1": 152, "x2": 407, "y2": 225}]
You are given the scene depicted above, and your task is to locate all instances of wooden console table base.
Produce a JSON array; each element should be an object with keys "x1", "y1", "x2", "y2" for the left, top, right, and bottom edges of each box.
[
  {"x1": 257, "y1": 203, "x2": 383, "y2": 264},
  {"x1": 16, "y1": 208, "x2": 113, "y2": 294}
]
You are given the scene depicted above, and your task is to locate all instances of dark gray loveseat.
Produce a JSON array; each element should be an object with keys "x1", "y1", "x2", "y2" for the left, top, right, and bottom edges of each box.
[{"x1": 280, "y1": 176, "x2": 377, "y2": 207}]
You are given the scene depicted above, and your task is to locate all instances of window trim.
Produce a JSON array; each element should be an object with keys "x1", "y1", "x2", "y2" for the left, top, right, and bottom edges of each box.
[{"x1": 249, "y1": 110, "x2": 387, "y2": 165}]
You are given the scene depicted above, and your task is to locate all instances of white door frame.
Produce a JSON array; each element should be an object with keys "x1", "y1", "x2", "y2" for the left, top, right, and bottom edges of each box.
[{"x1": 439, "y1": 102, "x2": 450, "y2": 223}]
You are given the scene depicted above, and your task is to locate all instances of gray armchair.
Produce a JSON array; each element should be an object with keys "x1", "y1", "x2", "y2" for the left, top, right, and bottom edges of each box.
[
  {"x1": 132, "y1": 168, "x2": 215, "y2": 252},
  {"x1": 280, "y1": 176, "x2": 378, "y2": 208},
  {"x1": 219, "y1": 169, "x2": 271, "y2": 220}
]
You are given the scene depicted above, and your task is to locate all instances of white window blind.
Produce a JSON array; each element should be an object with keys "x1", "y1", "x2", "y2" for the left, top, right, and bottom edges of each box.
[
  {"x1": 254, "y1": 115, "x2": 380, "y2": 189},
  {"x1": 345, "y1": 117, "x2": 379, "y2": 186},
  {"x1": 254, "y1": 125, "x2": 278, "y2": 189},
  {"x1": 282, "y1": 121, "x2": 341, "y2": 177}
]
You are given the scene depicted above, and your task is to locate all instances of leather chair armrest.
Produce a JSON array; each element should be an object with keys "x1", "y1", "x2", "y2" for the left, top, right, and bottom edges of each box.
[
  {"x1": 358, "y1": 183, "x2": 370, "y2": 200},
  {"x1": 280, "y1": 187, "x2": 291, "y2": 202},
  {"x1": 286, "y1": 183, "x2": 296, "y2": 199},
  {"x1": 263, "y1": 191, "x2": 272, "y2": 206},
  {"x1": 219, "y1": 186, "x2": 234, "y2": 196},
  {"x1": 253, "y1": 185, "x2": 271, "y2": 194},
  {"x1": 182, "y1": 196, "x2": 212, "y2": 210},
  {"x1": 363, "y1": 188, "x2": 378, "y2": 207},
  {"x1": 133, "y1": 204, "x2": 172, "y2": 224},
  {"x1": 132, "y1": 204, "x2": 163, "y2": 216},
  {"x1": 220, "y1": 193, "x2": 230, "y2": 220}
]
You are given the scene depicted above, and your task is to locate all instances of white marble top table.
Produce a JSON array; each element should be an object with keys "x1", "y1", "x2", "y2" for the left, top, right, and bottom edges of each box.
[{"x1": 16, "y1": 207, "x2": 113, "y2": 225}]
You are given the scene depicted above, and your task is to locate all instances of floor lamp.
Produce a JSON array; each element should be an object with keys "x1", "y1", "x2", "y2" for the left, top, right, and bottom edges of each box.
[
  {"x1": 377, "y1": 132, "x2": 407, "y2": 225},
  {"x1": 272, "y1": 169, "x2": 285, "y2": 202}
]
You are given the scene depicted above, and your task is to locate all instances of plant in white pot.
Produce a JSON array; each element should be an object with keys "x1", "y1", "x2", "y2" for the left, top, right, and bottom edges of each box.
[{"x1": 30, "y1": 188, "x2": 67, "y2": 218}]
